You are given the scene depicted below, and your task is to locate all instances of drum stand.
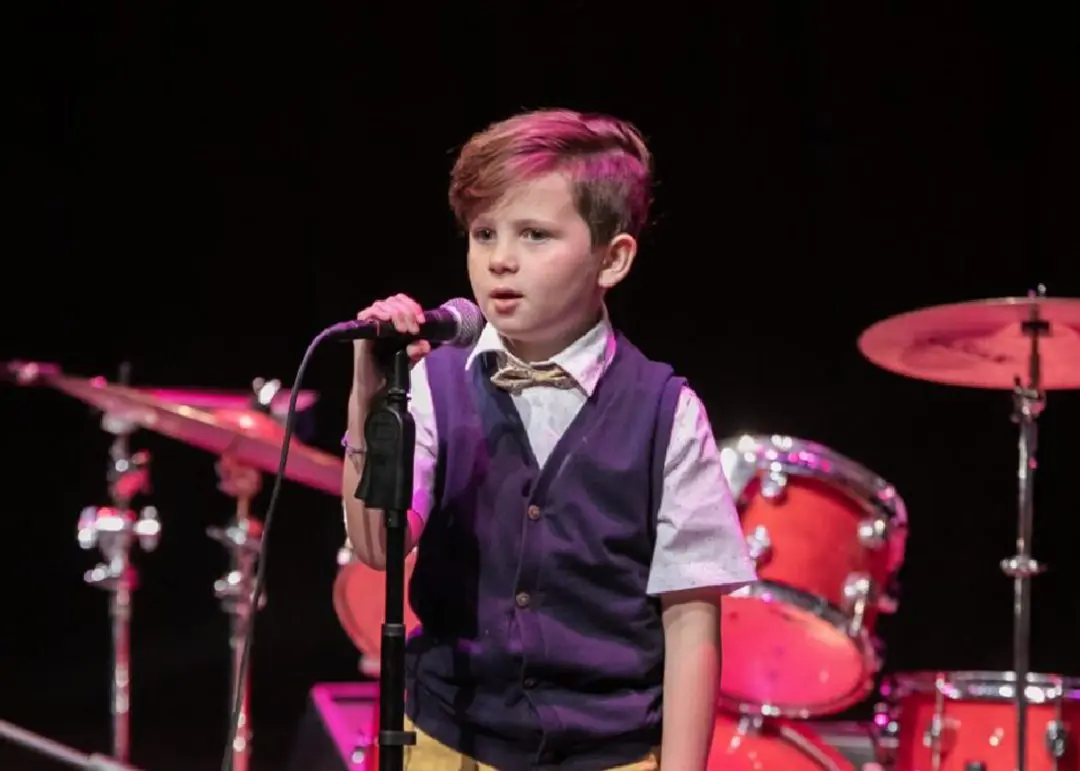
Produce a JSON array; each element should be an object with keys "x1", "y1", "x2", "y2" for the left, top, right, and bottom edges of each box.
[
  {"x1": 208, "y1": 490, "x2": 266, "y2": 771},
  {"x1": 77, "y1": 408, "x2": 161, "y2": 764},
  {"x1": 0, "y1": 719, "x2": 146, "y2": 771},
  {"x1": 208, "y1": 375, "x2": 286, "y2": 771},
  {"x1": 1000, "y1": 295, "x2": 1049, "y2": 771}
]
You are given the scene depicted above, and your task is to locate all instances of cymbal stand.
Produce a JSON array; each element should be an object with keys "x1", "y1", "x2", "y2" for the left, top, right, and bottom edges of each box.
[
  {"x1": 1000, "y1": 289, "x2": 1049, "y2": 771},
  {"x1": 208, "y1": 485, "x2": 266, "y2": 771},
  {"x1": 77, "y1": 365, "x2": 161, "y2": 763},
  {"x1": 205, "y1": 374, "x2": 281, "y2": 771}
]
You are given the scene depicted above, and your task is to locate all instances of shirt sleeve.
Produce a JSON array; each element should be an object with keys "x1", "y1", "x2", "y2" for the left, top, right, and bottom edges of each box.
[
  {"x1": 341, "y1": 358, "x2": 440, "y2": 544},
  {"x1": 646, "y1": 385, "x2": 758, "y2": 596}
]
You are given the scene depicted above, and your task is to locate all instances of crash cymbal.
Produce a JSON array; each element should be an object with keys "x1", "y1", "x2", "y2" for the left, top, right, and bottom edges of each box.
[
  {"x1": 139, "y1": 385, "x2": 318, "y2": 417},
  {"x1": 857, "y1": 296, "x2": 1080, "y2": 390},
  {"x1": 6, "y1": 362, "x2": 342, "y2": 495}
]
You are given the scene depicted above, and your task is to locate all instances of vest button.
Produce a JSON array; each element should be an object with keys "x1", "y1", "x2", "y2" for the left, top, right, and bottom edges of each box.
[
  {"x1": 527, "y1": 505, "x2": 541, "y2": 521},
  {"x1": 515, "y1": 592, "x2": 531, "y2": 608}
]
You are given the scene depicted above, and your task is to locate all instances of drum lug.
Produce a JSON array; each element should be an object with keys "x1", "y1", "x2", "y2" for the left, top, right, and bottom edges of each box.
[
  {"x1": 842, "y1": 572, "x2": 873, "y2": 637},
  {"x1": 922, "y1": 713, "x2": 956, "y2": 753},
  {"x1": 1046, "y1": 719, "x2": 1068, "y2": 759},
  {"x1": 870, "y1": 701, "x2": 899, "y2": 767},
  {"x1": 744, "y1": 525, "x2": 773, "y2": 566},
  {"x1": 759, "y1": 470, "x2": 788, "y2": 500},
  {"x1": 857, "y1": 515, "x2": 889, "y2": 550}
]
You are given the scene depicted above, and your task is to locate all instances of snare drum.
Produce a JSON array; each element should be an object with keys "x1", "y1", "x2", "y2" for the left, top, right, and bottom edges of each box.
[
  {"x1": 717, "y1": 433, "x2": 908, "y2": 717},
  {"x1": 333, "y1": 542, "x2": 420, "y2": 677},
  {"x1": 707, "y1": 713, "x2": 855, "y2": 771},
  {"x1": 881, "y1": 670, "x2": 1080, "y2": 771}
]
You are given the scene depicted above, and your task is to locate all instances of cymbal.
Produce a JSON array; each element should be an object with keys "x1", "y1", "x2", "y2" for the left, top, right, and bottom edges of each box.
[
  {"x1": 857, "y1": 296, "x2": 1080, "y2": 390},
  {"x1": 139, "y1": 386, "x2": 318, "y2": 417},
  {"x1": 6, "y1": 362, "x2": 342, "y2": 495}
]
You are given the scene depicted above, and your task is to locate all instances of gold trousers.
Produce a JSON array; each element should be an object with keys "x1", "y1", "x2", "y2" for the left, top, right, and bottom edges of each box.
[{"x1": 402, "y1": 716, "x2": 661, "y2": 771}]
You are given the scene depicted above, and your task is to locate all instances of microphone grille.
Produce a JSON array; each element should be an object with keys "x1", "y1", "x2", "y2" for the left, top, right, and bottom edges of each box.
[{"x1": 442, "y1": 297, "x2": 485, "y2": 348}]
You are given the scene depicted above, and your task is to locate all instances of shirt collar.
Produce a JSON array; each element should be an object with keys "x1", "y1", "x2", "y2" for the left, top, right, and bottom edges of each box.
[{"x1": 464, "y1": 308, "x2": 617, "y2": 397}]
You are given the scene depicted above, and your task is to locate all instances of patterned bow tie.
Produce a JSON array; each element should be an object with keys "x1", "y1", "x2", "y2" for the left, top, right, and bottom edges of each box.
[{"x1": 490, "y1": 358, "x2": 577, "y2": 394}]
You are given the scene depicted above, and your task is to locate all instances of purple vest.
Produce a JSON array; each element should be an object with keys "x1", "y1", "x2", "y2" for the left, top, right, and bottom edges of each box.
[{"x1": 404, "y1": 333, "x2": 684, "y2": 770}]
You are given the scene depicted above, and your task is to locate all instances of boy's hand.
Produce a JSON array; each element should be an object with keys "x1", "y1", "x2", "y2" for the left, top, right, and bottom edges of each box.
[{"x1": 351, "y1": 293, "x2": 432, "y2": 403}]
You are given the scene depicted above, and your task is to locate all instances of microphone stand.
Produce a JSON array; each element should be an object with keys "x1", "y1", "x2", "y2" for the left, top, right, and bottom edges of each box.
[{"x1": 356, "y1": 345, "x2": 417, "y2": 771}]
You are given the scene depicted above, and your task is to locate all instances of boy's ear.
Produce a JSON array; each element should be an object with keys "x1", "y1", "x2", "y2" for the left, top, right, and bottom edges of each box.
[{"x1": 598, "y1": 233, "x2": 636, "y2": 289}]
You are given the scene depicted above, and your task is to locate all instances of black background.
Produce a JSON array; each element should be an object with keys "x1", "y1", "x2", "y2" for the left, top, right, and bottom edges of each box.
[{"x1": 3, "y1": 4, "x2": 1078, "y2": 770}]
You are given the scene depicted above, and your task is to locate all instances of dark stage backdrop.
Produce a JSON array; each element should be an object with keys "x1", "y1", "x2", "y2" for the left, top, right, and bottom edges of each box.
[{"x1": 3, "y1": 4, "x2": 1078, "y2": 771}]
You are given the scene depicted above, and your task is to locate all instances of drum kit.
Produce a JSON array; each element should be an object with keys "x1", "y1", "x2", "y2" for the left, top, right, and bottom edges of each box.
[
  {"x1": 3, "y1": 289, "x2": 1080, "y2": 771},
  {"x1": 0, "y1": 362, "x2": 340, "y2": 771}
]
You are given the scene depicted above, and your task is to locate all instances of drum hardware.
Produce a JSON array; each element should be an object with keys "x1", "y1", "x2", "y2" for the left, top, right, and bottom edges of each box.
[
  {"x1": 760, "y1": 469, "x2": 788, "y2": 499},
  {"x1": 744, "y1": 525, "x2": 772, "y2": 564},
  {"x1": 206, "y1": 376, "x2": 292, "y2": 771},
  {"x1": 208, "y1": 487, "x2": 265, "y2": 771},
  {"x1": 1000, "y1": 291, "x2": 1050, "y2": 771},
  {"x1": 858, "y1": 289, "x2": 1080, "y2": 771},
  {"x1": 871, "y1": 700, "x2": 901, "y2": 768},
  {"x1": 0, "y1": 718, "x2": 145, "y2": 771},
  {"x1": 2, "y1": 362, "x2": 335, "y2": 769},
  {"x1": 76, "y1": 363, "x2": 161, "y2": 764},
  {"x1": 250, "y1": 377, "x2": 285, "y2": 411},
  {"x1": 706, "y1": 712, "x2": 857, "y2": 770},
  {"x1": 922, "y1": 673, "x2": 955, "y2": 770},
  {"x1": 1045, "y1": 719, "x2": 1068, "y2": 759},
  {"x1": 857, "y1": 515, "x2": 890, "y2": 550},
  {"x1": 840, "y1": 572, "x2": 873, "y2": 638}
]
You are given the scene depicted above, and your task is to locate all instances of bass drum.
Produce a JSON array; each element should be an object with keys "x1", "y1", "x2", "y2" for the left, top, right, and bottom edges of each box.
[
  {"x1": 708, "y1": 713, "x2": 855, "y2": 770},
  {"x1": 333, "y1": 542, "x2": 420, "y2": 676},
  {"x1": 881, "y1": 670, "x2": 1080, "y2": 771},
  {"x1": 717, "y1": 433, "x2": 908, "y2": 718}
]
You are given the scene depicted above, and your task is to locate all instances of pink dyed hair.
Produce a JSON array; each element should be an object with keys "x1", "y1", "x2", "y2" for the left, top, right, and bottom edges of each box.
[{"x1": 449, "y1": 108, "x2": 653, "y2": 244}]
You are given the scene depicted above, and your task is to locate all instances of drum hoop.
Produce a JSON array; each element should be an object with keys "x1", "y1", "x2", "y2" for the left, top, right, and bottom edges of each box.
[
  {"x1": 777, "y1": 722, "x2": 859, "y2": 771},
  {"x1": 886, "y1": 670, "x2": 1080, "y2": 703},
  {"x1": 719, "y1": 433, "x2": 907, "y2": 523},
  {"x1": 718, "y1": 433, "x2": 909, "y2": 574},
  {"x1": 719, "y1": 581, "x2": 879, "y2": 718},
  {"x1": 716, "y1": 716, "x2": 855, "y2": 771}
]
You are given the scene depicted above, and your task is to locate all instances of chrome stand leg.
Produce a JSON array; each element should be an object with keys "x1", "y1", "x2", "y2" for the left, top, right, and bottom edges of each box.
[
  {"x1": 78, "y1": 393, "x2": 160, "y2": 763},
  {"x1": 209, "y1": 494, "x2": 265, "y2": 771},
  {"x1": 1000, "y1": 288, "x2": 1050, "y2": 771}
]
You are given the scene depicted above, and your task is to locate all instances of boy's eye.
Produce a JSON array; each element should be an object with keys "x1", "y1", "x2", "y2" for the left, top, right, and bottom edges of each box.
[
  {"x1": 472, "y1": 227, "x2": 494, "y2": 241},
  {"x1": 523, "y1": 228, "x2": 549, "y2": 240}
]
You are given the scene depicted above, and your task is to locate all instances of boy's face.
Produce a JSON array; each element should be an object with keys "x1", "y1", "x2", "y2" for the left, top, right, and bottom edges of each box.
[{"x1": 466, "y1": 171, "x2": 635, "y2": 361}]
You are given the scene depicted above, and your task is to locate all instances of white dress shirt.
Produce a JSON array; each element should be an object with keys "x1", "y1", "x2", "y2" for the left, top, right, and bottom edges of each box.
[{"x1": 357, "y1": 315, "x2": 758, "y2": 597}]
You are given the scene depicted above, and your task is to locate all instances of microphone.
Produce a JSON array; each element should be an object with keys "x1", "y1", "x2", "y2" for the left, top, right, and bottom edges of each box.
[{"x1": 322, "y1": 297, "x2": 485, "y2": 348}]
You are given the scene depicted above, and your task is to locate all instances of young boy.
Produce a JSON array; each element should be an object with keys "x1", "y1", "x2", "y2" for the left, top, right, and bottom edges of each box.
[{"x1": 342, "y1": 108, "x2": 756, "y2": 770}]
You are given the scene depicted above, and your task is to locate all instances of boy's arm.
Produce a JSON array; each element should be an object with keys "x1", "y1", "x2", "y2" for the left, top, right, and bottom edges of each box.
[
  {"x1": 648, "y1": 386, "x2": 757, "y2": 769},
  {"x1": 659, "y1": 587, "x2": 722, "y2": 770},
  {"x1": 343, "y1": 359, "x2": 438, "y2": 570}
]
